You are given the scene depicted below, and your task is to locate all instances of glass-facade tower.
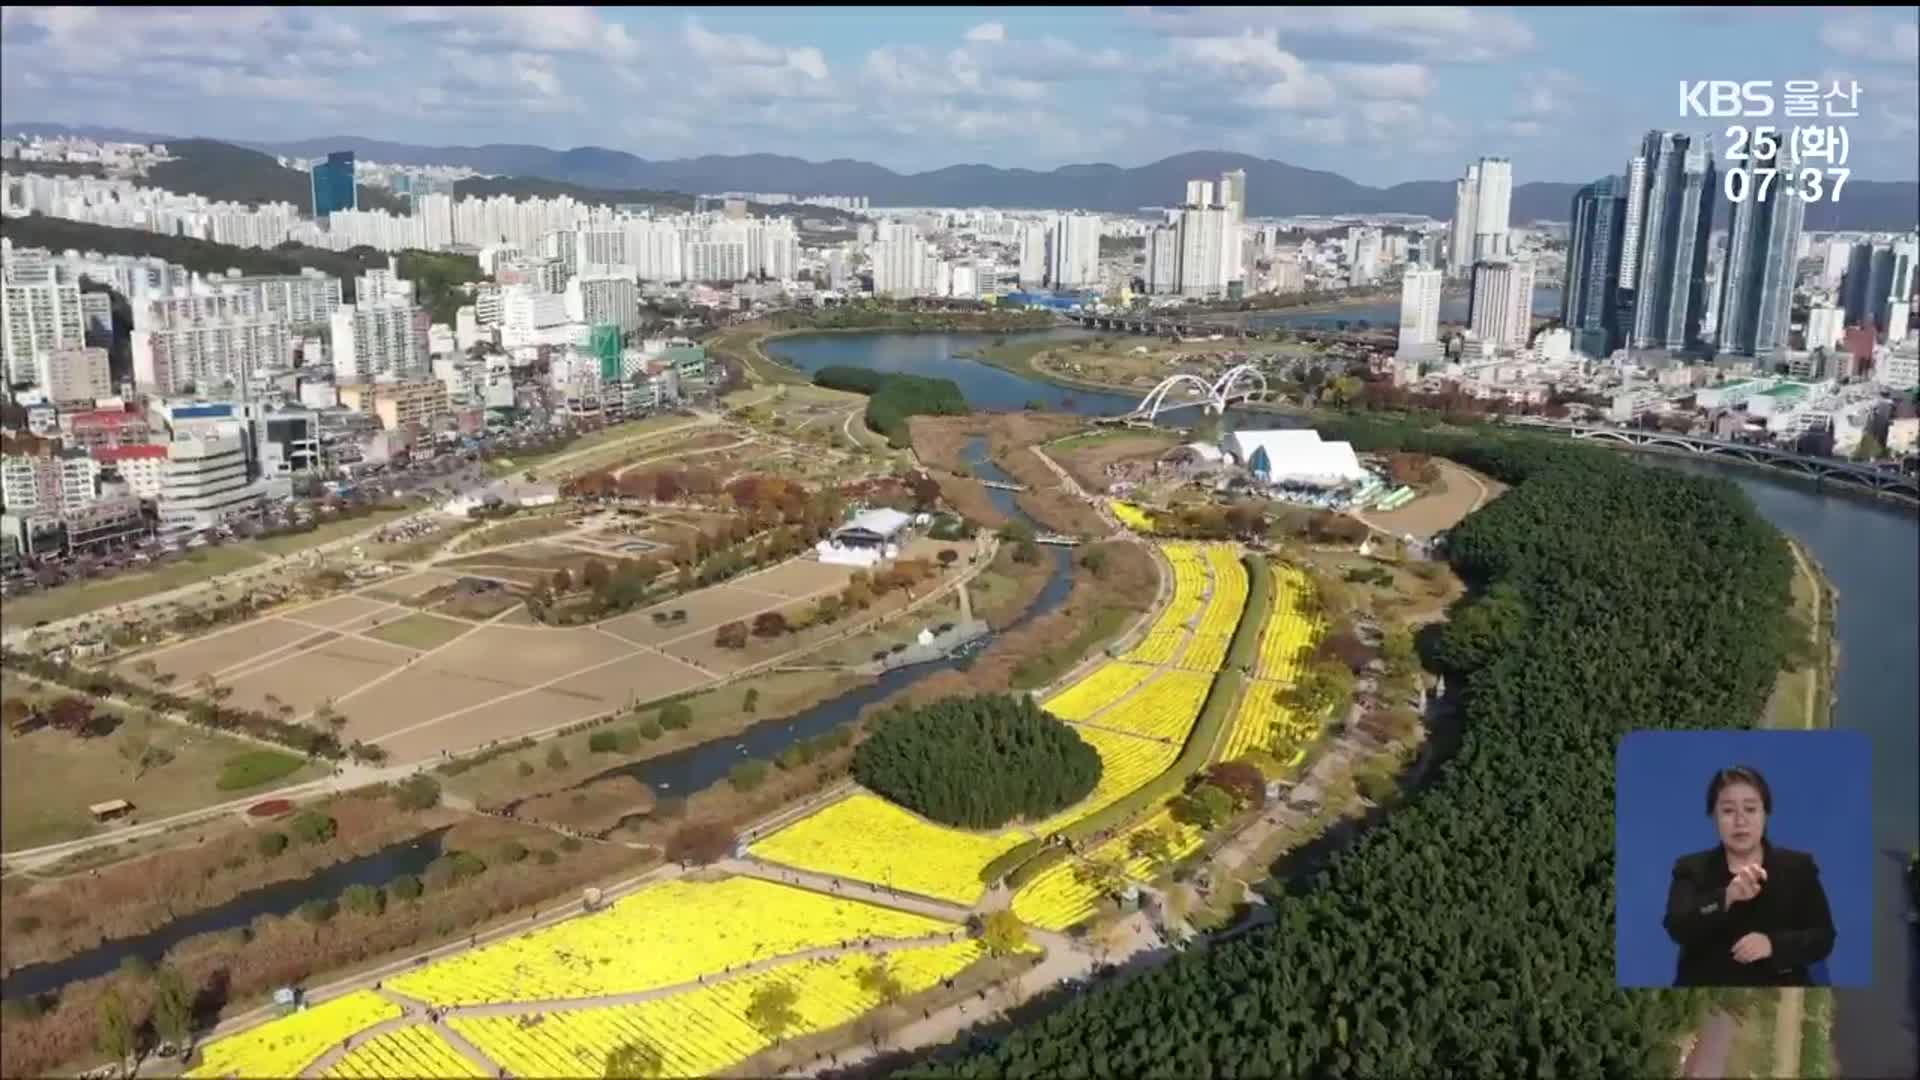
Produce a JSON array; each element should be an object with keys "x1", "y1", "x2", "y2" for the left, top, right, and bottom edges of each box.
[{"x1": 310, "y1": 151, "x2": 357, "y2": 219}]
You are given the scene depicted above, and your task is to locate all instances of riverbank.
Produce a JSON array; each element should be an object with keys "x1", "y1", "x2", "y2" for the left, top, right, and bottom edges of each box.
[{"x1": 710, "y1": 317, "x2": 1066, "y2": 390}]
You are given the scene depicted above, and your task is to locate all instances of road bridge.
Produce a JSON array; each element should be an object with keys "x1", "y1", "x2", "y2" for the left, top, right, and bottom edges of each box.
[{"x1": 1505, "y1": 417, "x2": 1919, "y2": 498}]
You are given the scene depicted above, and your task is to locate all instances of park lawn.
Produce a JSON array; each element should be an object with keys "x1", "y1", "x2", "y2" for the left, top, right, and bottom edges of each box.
[
  {"x1": 0, "y1": 545, "x2": 262, "y2": 630},
  {"x1": 452, "y1": 514, "x2": 576, "y2": 553},
  {"x1": 0, "y1": 708, "x2": 325, "y2": 851},
  {"x1": 251, "y1": 506, "x2": 417, "y2": 558},
  {"x1": 363, "y1": 612, "x2": 475, "y2": 651}
]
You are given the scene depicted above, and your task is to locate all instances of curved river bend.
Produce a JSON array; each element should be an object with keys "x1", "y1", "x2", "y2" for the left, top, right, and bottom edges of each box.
[{"x1": 766, "y1": 326, "x2": 1918, "y2": 1079}]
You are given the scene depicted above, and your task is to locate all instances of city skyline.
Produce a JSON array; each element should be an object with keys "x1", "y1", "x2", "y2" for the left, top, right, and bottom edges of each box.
[{"x1": 2, "y1": 7, "x2": 1916, "y2": 185}]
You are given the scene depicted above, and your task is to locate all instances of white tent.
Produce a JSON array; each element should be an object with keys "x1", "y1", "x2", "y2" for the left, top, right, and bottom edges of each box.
[{"x1": 1224, "y1": 429, "x2": 1369, "y2": 488}]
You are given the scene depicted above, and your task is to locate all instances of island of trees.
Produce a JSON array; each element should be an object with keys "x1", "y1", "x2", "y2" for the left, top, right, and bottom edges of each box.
[
  {"x1": 812, "y1": 366, "x2": 970, "y2": 447},
  {"x1": 923, "y1": 427, "x2": 1797, "y2": 1077},
  {"x1": 853, "y1": 695, "x2": 1100, "y2": 829}
]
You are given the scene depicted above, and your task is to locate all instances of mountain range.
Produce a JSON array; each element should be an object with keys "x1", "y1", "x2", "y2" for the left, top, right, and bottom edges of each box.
[{"x1": 6, "y1": 122, "x2": 1916, "y2": 231}]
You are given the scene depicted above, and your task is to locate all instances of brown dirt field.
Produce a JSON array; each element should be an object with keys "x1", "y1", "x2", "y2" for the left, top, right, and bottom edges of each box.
[
  {"x1": 515, "y1": 775, "x2": 655, "y2": 833},
  {"x1": 144, "y1": 617, "x2": 320, "y2": 683},
  {"x1": 224, "y1": 638, "x2": 417, "y2": 715},
  {"x1": 428, "y1": 625, "x2": 635, "y2": 686},
  {"x1": 364, "y1": 570, "x2": 460, "y2": 600},
  {"x1": 548, "y1": 650, "x2": 713, "y2": 710},
  {"x1": 442, "y1": 566, "x2": 549, "y2": 589},
  {"x1": 375, "y1": 688, "x2": 611, "y2": 761},
  {"x1": 299, "y1": 606, "x2": 413, "y2": 637},
  {"x1": 728, "y1": 558, "x2": 855, "y2": 599},
  {"x1": 1361, "y1": 461, "x2": 1506, "y2": 538},
  {"x1": 429, "y1": 589, "x2": 525, "y2": 620},
  {"x1": 335, "y1": 666, "x2": 519, "y2": 741},
  {"x1": 600, "y1": 584, "x2": 787, "y2": 646},
  {"x1": 289, "y1": 593, "x2": 397, "y2": 627},
  {"x1": 1051, "y1": 432, "x2": 1182, "y2": 494}
]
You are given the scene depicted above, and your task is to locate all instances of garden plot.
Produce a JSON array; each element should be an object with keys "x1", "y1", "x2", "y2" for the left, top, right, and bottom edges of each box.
[
  {"x1": 224, "y1": 637, "x2": 418, "y2": 716},
  {"x1": 143, "y1": 617, "x2": 322, "y2": 684},
  {"x1": 598, "y1": 585, "x2": 786, "y2": 647}
]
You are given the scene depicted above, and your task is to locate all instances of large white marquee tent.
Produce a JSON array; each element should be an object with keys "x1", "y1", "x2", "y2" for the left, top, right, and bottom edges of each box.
[{"x1": 1223, "y1": 429, "x2": 1368, "y2": 488}]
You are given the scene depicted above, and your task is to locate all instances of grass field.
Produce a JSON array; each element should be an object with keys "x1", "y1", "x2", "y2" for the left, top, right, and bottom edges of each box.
[
  {"x1": 252, "y1": 506, "x2": 418, "y2": 558},
  {"x1": 0, "y1": 692, "x2": 325, "y2": 851},
  {"x1": 451, "y1": 514, "x2": 576, "y2": 553},
  {"x1": 364, "y1": 612, "x2": 475, "y2": 651},
  {"x1": 0, "y1": 545, "x2": 262, "y2": 629}
]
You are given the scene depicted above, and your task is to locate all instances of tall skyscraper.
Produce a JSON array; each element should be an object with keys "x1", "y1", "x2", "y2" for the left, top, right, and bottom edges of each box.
[
  {"x1": 1219, "y1": 169, "x2": 1247, "y2": 286},
  {"x1": 1468, "y1": 258, "x2": 1536, "y2": 349},
  {"x1": 1397, "y1": 268, "x2": 1444, "y2": 359},
  {"x1": 310, "y1": 151, "x2": 358, "y2": 219},
  {"x1": 1176, "y1": 206, "x2": 1226, "y2": 300},
  {"x1": 1626, "y1": 131, "x2": 1716, "y2": 352},
  {"x1": 1564, "y1": 176, "x2": 1630, "y2": 358},
  {"x1": 1047, "y1": 214, "x2": 1100, "y2": 291},
  {"x1": 1146, "y1": 226, "x2": 1179, "y2": 295},
  {"x1": 1016, "y1": 225, "x2": 1048, "y2": 289},
  {"x1": 1448, "y1": 163, "x2": 1479, "y2": 277},
  {"x1": 1472, "y1": 158, "x2": 1513, "y2": 261},
  {"x1": 1715, "y1": 184, "x2": 1804, "y2": 359}
]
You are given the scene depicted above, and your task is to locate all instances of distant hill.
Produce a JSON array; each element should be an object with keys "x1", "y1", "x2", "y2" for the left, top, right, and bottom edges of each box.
[
  {"x1": 144, "y1": 139, "x2": 408, "y2": 217},
  {"x1": 7, "y1": 123, "x2": 1915, "y2": 231},
  {"x1": 452, "y1": 175, "x2": 859, "y2": 226}
]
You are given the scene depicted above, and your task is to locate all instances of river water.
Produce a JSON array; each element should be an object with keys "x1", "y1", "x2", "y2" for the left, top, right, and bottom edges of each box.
[{"x1": 765, "y1": 327, "x2": 1919, "y2": 1077}]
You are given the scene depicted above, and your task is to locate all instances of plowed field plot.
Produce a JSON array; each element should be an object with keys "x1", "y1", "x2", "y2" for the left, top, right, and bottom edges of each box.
[
  {"x1": 727, "y1": 559, "x2": 854, "y2": 599},
  {"x1": 599, "y1": 585, "x2": 786, "y2": 647},
  {"x1": 429, "y1": 626, "x2": 634, "y2": 685},
  {"x1": 550, "y1": 651, "x2": 711, "y2": 709},
  {"x1": 377, "y1": 688, "x2": 610, "y2": 762},
  {"x1": 145, "y1": 617, "x2": 321, "y2": 683},
  {"x1": 225, "y1": 638, "x2": 418, "y2": 716},
  {"x1": 291, "y1": 594, "x2": 399, "y2": 628},
  {"x1": 364, "y1": 570, "x2": 460, "y2": 601},
  {"x1": 364, "y1": 613, "x2": 475, "y2": 651}
]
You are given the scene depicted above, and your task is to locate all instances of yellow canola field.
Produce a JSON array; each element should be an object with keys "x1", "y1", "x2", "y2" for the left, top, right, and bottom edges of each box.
[
  {"x1": 1110, "y1": 500, "x2": 1157, "y2": 533},
  {"x1": 1223, "y1": 682, "x2": 1320, "y2": 762},
  {"x1": 187, "y1": 990, "x2": 401, "y2": 1079},
  {"x1": 1029, "y1": 726, "x2": 1180, "y2": 836},
  {"x1": 1042, "y1": 661, "x2": 1157, "y2": 721},
  {"x1": 1176, "y1": 545, "x2": 1249, "y2": 672},
  {"x1": 1223, "y1": 561, "x2": 1324, "y2": 761},
  {"x1": 747, "y1": 794, "x2": 1027, "y2": 905},
  {"x1": 386, "y1": 877, "x2": 954, "y2": 1006},
  {"x1": 1074, "y1": 669, "x2": 1210, "y2": 742},
  {"x1": 451, "y1": 941, "x2": 992, "y2": 1079},
  {"x1": 1121, "y1": 544, "x2": 1208, "y2": 665},
  {"x1": 323, "y1": 1025, "x2": 486, "y2": 1079},
  {"x1": 1013, "y1": 806, "x2": 1208, "y2": 930},
  {"x1": 1256, "y1": 563, "x2": 1321, "y2": 682}
]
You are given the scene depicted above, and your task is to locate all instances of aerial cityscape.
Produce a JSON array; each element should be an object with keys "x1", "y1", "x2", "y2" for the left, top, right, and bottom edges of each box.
[{"x1": 0, "y1": 6, "x2": 1915, "y2": 1080}]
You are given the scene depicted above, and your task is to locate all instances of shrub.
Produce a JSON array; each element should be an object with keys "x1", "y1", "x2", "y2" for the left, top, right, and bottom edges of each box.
[
  {"x1": 658, "y1": 703, "x2": 693, "y2": 730},
  {"x1": 388, "y1": 873, "x2": 423, "y2": 901},
  {"x1": 546, "y1": 745, "x2": 568, "y2": 771},
  {"x1": 535, "y1": 849, "x2": 560, "y2": 866},
  {"x1": 288, "y1": 811, "x2": 337, "y2": 846},
  {"x1": 665, "y1": 821, "x2": 736, "y2": 865},
  {"x1": 613, "y1": 728, "x2": 641, "y2": 753},
  {"x1": 853, "y1": 695, "x2": 1100, "y2": 829},
  {"x1": 560, "y1": 835, "x2": 583, "y2": 852},
  {"x1": 496, "y1": 840, "x2": 529, "y2": 864},
  {"x1": 423, "y1": 850, "x2": 488, "y2": 891},
  {"x1": 297, "y1": 898, "x2": 336, "y2": 923},
  {"x1": 588, "y1": 730, "x2": 619, "y2": 753},
  {"x1": 728, "y1": 760, "x2": 770, "y2": 791},
  {"x1": 341, "y1": 884, "x2": 385, "y2": 916},
  {"x1": 393, "y1": 775, "x2": 442, "y2": 811},
  {"x1": 636, "y1": 719, "x2": 664, "y2": 740},
  {"x1": 516, "y1": 760, "x2": 536, "y2": 778},
  {"x1": 256, "y1": 831, "x2": 289, "y2": 858},
  {"x1": 215, "y1": 750, "x2": 304, "y2": 791}
]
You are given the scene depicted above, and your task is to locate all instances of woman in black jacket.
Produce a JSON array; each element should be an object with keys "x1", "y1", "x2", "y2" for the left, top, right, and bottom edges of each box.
[{"x1": 1663, "y1": 765, "x2": 1837, "y2": 987}]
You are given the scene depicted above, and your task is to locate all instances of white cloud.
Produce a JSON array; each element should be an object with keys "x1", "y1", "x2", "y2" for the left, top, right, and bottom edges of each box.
[
  {"x1": 1328, "y1": 62, "x2": 1433, "y2": 100},
  {"x1": 1820, "y1": 16, "x2": 1920, "y2": 66},
  {"x1": 389, "y1": 7, "x2": 639, "y2": 60},
  {"x1": 1166, "y1": 30, "x2": 1337, "y2": 110},
  {"x1": 1131, "y1": 6, "x2": 1534, "y2": 63},
  {"x1": 965, "y1": 22, "x2": 1006, "y2": 44}
]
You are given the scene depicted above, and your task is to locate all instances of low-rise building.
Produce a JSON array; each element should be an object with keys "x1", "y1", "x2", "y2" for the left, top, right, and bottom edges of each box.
[
  {"x1": 93, "y1": 443, "x2": 168, "y2": 499},
  {"x1": 157, "y1": 429, "x2": 265, "y2": 536},
  {"x1": 337, "y1": 379, "x2": 448, "y2": 433}
]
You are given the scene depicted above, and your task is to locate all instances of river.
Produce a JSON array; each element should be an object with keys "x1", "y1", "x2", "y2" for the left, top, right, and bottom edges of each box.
[{"x1": 765, "y1": 327, "x2": 1919, "y2": 1078}]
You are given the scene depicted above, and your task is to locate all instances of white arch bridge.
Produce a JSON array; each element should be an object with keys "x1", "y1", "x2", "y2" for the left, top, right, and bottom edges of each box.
[{"x1": 1120, "y1": 365, "x2": 1270, "y2": 422}]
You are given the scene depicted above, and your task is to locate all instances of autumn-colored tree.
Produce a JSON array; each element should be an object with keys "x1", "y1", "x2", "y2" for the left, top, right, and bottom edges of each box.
[
  {"x1": 552, "y1": 568, "x2": 574, "y2": 593},
  {"x1": 713, "y1": 621, "x2": 749, "y2": 649},
  {"x1": 582, "y1": 558, "x2": 610, "y2": 592},
  {"x1": 47, "y1": 695, "x2": 96, "y2": 735},
  {"x1": 751, "y1": 611, "x2": 789, "y2": 638},
  {"x1": 664, "y1": 820, "x2": 736, "y2": 866},
  {"x1": 1203, "y1": 761, "x2": 1268, "y2": 810}
]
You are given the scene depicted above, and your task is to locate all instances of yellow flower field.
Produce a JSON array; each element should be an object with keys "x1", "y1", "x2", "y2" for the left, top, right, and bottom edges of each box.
[
  {"x1": 1074, "y1": 669, "x2": 1211, "y2": 742},
  {"x1": 1110, "y1": 500, "x2": 1156, "y2": 533},
  {"x1": 1012, "y1": 806, "x2": 1208, "y2": 930},
  {"x1": 1042, "y1": 661, "x2": 1157, "y2": 721},
  {"x1": 1256, "y1": 564, "x2": 1321, "y2": 682},
  {"x1": 1121, "y1": 544, "x2": 1209, "y2": 665},
  {"x1": 1221, "y1": 560, "x2": 1324, "y2": 761},
  {"x1": 323, "y1": 1024, "x2": 486, "y2": 1079},
  {"x1": 451, "y1": 941, "x2": 992, "y2": 1079},
  {"x1": 386, "y1": 877, "x2": 955, "y2": 1006},
  {"x1": 747, "y1": 794, "x2": 1027, "y2": 905},
  {"x1": 187, "y1": 990, "x2": 401, "y2": 1079},
  {"x1": 1029, "y1": 726, "x2": 1180, "y2": 836},
  {"x1": 1223, "y1": 681, "x2": 1320, "y2": 762}
]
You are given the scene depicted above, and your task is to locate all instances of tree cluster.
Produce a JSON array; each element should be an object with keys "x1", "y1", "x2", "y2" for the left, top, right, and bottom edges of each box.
[
  {"x1": 811, "y1": 367, "x2": 971, "y2": 447},
  {"x1": 853, "y1": 695, "x2": 1101, "y2": 830},
  {"x1": 926, "y1": 433, "x2": 1796, "y2": 1077}
]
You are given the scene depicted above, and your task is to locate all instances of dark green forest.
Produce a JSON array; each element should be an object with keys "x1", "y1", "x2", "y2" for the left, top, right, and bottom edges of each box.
[
  {"x1": 144, "y1": 139, "x2": 406, "y2": 215},
  {"x1": 853, "y1": 695, "x2": 1101, "y2": 829},
  {"x1": 811, "y1": 366, "x2": 971, "y2": 447},
  {"x1": 919, "y1": 431, "x2": 1796, "y2": 1077}
]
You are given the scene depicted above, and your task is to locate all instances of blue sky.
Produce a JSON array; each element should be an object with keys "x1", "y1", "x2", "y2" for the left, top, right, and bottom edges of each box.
[{"x1": 2, "y1": 6, "x2": 1915, "y2": 185}]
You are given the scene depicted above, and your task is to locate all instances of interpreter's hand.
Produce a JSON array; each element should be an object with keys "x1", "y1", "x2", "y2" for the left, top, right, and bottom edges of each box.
[
  {"x1": 1725, "y1": 863, "x2": 1767, "y2": 907},
  {"x1": 1731, "y1": 932, "x2": 1773, "y2": 964}
]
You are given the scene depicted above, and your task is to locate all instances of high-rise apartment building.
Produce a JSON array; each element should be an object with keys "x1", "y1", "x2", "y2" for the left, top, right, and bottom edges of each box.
[
  {"x1": 131, "y1": 288, "x2": 293, "y2": 394},
  {"x1": 224, "y1": 270, "x2": 343, "y2": 326},
  {"x1": 329, "y1": 300, "x2": 429, "y2": 382},
  {"x1": 1449, "y1": 163, "x2": 1480, "y2": 278},
  {"x1": 1469, "y1": 258, "x2": 1536, "y2": 350},
  {"x1": 309, "y1": 151, "x2": 357, "y2": 219},
  {"x1": 1397, "y1": 268, "x2": 1445, "y2": 360},
  {"x1": 1176, "y1": 206, "x2": 1227, "y2": 300},
  {"x1": 1, "y1": 237, "x2": 87, "y2": 387},
  {"x1": 37, "y1": 345, "x2": 111, "y2": 404},
  {"x1": 1219, "y1": 169, "x2": 1247, "y2": 286},
  {"x1": 1048, "y1": 214, "x2": 1100, "y2": 291},
  {"x1": 871, "y1": 222, "x2": 927, "y2": 298},
  {"x1": 1017, "y1": 225, "x2": 1048, "y2": 289},
  {"x1": 1564, "y1": 176, "x2": 1630, "y2": 358},
  {"x1": 1472, "y1": 158, "x2": 1513, "y2": 261},
  {"x1": 565, "y1": 274, "x2": 639, "y2": 334},
  {"x1": 1716, "y1": 184, "x2": 1805, "y2": 359},
  {"x1": 1146, "y1": 226, "x2": 1180, "y2": 295},
  {"x1": 1626, "y1": 131, "x2": 1716, "y2": 352}
]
